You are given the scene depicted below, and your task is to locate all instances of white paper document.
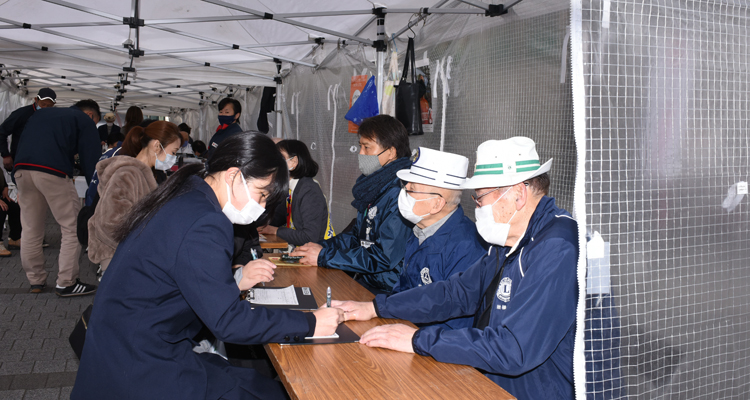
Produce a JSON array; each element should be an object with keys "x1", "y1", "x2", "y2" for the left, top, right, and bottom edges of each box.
[
  {"x1": 248, "y1": 285, "x2": 299, "y2": 306},
  {"x1": 305, "y1": 333, "x2": 340, "y2": 340}
]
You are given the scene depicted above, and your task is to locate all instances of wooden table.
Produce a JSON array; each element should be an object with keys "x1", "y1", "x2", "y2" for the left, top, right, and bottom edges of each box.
[
  {"x1": 260, "y1": 233, "x2": 288, "y2": 249},
  {"x1": 264, "y1": 267, "x2": 515, "y2": 400}
]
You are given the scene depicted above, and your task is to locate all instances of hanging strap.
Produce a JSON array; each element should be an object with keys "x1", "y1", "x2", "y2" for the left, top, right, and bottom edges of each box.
[
  {"x1": 400, "y1": 37, "x2": 417, "y2": 84},
  {"x1": 474, "y1": 249, "x2": 507, "y2": 329}
]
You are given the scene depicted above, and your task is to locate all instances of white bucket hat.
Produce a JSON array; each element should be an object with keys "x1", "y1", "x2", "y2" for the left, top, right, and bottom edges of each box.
[
  {"x1": 462, "y1": 137, "x2": 552, "y2": 189},
  {"x1": 397, "y1": 147, "x2": 469, "y2": 189}
]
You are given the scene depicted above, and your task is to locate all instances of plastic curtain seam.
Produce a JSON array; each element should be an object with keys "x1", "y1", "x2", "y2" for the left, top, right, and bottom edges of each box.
[
  {"x1": 290, "y1": 91, "x2": 301, "y2": 140},
  {"x1": 327, "y1": 83, "x2": 340, "y2": 215},
  {"x1": 570, "y1": 1, "x2": 588, "y2": 399},
  {"x1": 432, "y1": 56, "x2": 452, "y2": 151}
]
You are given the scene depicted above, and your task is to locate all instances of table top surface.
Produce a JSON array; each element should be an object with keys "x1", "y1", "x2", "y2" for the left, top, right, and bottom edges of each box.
[
  {"x1": 263, "y1": 267, "x2": 515, "y2": 400},
  {"x1": 259, "y1": 233, "x2": 288, "y2": 249}
]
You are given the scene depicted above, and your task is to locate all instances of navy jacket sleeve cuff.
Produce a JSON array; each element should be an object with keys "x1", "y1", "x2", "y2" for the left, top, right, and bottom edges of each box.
[
  {"x1": 304, "y1": 312, "x2": 317, "y2": 337},
  {"x1": 373, "y1": 294, "x2": 388, "y2": 318},
  {"x1": 412, "y1": 328, "x2": 427, "y2": 356}
]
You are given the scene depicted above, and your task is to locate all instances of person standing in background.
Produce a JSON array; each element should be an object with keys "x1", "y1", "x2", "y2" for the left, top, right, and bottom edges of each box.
[
  {"x1": 0, "y1": 88, "x2": 56, "y2": 171},
  {"x1": 97, "y1": 112, "x2": 120, "y2": 147},
  {"x1": 13, "y1": 99, "x2": 102, "y2": 296},
  {"x1": 205, "y1": 98, "x2": 242, "y2": 159},
  {"x1": 120, "y1": 106, "x2": 143, "y2": 137}
]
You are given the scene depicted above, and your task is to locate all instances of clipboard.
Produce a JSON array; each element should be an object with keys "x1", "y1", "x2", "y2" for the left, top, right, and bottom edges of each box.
[
  {"x1": 246, "y1": 286, "x2": 318, "y2": 311},
  {"x1": 277, "y1": 323, "x2": 360, "y2": 345}
]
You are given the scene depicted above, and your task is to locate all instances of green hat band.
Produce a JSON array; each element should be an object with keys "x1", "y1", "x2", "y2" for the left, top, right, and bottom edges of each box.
[{"x1": 474, "y1": 160, "x2": 539, "y2": 175}]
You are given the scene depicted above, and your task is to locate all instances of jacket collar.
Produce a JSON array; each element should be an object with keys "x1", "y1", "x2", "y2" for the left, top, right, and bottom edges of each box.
[
  {"x1": 416, "y1": 204, "x2": 470, "y2": 253},
  {"x1": 188, "y1": 175, "x2": 222, "y2": 211}
]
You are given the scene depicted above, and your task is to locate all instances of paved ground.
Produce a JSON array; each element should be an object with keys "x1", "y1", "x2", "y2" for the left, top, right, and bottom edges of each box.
[{"x1": 0, "y1": 216, "x2": 98, "y2": 400}]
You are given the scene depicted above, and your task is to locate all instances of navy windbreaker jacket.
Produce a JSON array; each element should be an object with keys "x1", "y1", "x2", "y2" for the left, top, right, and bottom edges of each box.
[
  {"x1": 375, "y1": 196, "x2": 579, "y2": 399},
  {"x1": 0, "y1": 104, "x2": 35, "y2": 159},
  {"x1": 13, "y1": 106, "x2": 101, "y2": 184},
  {"x1": 391, "y1": 204, "x2": 487, "y2": 330},
  {"x1": 317, "y1": 177, "x2": 412, "y2": 292}
]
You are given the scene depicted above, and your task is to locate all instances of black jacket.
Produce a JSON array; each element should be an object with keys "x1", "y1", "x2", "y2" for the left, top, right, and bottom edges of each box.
[
  {"x1": 13, "y1": 106, "x2": 101, "y2": 184},
  {"x1": 205, "y1": 123, "x2": 242, "y2": 159},
  {"x1": 98, "y1": 124, "x2": 121, "y2": 142},
  {"x1": 0, "y1": 104, "x2": 35, "y2": 159},
  {"x1": 275, "y1": 177, "x2": 330, "y2": 246}
]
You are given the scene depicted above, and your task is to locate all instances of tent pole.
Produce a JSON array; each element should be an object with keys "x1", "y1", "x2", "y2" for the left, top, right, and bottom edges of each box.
[
  {"x1": 374, "y1": 8, "x2": 386, "y2": 109},
  {"x1": 275, "y1": 60, "x2": 283, "y2": 139}
]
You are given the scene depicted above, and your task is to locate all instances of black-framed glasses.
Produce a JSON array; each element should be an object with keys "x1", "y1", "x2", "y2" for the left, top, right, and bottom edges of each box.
[
  {"x1": 400, "y1": 180, "x2": 443, "y2": 198},
  {"x1": 471, "y1": 187, "x2": 503, "y2": 207}
]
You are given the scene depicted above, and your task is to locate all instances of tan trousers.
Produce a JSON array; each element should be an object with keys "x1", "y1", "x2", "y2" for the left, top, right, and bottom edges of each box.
[{"x1": 15, "y1": 170, "x2": 82, "y2": 287}]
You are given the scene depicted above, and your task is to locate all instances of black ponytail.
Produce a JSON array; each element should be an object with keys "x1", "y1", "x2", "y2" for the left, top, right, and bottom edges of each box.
[{"x1": 115, "y1": 132, "x2": 288, "y2": 242}]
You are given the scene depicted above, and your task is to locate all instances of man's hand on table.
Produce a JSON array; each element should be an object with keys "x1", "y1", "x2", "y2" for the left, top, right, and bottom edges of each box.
[
  {"x1": 330, "y1": 300, "x2": 377, "y2": 322},
  {"x1": 238, "y1": 259, "x2": 276, "y2": 290},
  {"x1": 291, "y1": 242, "x2": 322, "y2": 266},
  {"x1": 312, "y1": 306, "x2": 346, "y2": 336},
  {"x1": 359, "y1": 324, "x2": 417, "y2": 353}
]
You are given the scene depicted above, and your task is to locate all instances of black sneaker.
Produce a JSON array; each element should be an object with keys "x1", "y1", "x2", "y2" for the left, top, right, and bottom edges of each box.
[
  {"x1": 30, "y1": 284, "x2": 46, "y2": 294},
  {"x1": 55, "y1": 279, "x2": 97, "y2": 297}
]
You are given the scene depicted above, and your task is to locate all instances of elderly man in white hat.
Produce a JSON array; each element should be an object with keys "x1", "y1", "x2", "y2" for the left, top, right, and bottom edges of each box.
[
  {"x1": 392, "y1": 147, "x2": 487, "y2": 328},
  {"x1": 333, "y1": 137, "x2": 579, "y2": 400},
  {"x1": 97, "y1": 112, "x2": 121, "y2": 147}
]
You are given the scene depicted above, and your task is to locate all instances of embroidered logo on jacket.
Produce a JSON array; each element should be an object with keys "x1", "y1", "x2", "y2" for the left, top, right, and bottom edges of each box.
[
  {"x1": 496, "y1": 277, "x2": 512, "y2": 302},
  {"x1": 420, "y1": 267, "x2": 432, "y2": 285},
  {"x1": 368, "y1": 206, "x2": 378, "y2": 220}
]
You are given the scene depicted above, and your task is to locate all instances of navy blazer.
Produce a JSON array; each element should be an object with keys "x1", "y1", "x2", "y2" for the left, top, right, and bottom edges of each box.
[{"x1": 72, "y1": 176, "x2": 314, "y2": 400}]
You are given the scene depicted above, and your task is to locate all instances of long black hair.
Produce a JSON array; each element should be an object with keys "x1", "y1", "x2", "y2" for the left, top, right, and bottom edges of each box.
[
  {"x1": 277, "y1": 139, "x2": 318, "y2": 179},
  {"x1": 115, "y1": 132, "x2": 288, "y2": 242}
]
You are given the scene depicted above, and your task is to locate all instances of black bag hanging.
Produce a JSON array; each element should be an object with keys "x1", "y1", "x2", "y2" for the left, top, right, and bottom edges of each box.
[
  {"x1": 68, "y1": 304, "x2": 93, "y2": 360},
  {"x1": 395, "y1": 37, "x2": 424, "y2": 136}
]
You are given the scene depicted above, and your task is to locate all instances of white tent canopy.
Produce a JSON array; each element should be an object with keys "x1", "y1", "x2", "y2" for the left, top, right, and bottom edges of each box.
[{"x1": 0, "y1": 0, "x2": 554, "y2": 114}]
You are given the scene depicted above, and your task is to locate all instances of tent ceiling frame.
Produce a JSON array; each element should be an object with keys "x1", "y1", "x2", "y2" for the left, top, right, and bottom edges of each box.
[
  {"x1": 202, "y1": 0, "x2": 375, "y2": 46},
  {"x1": 41, "y1": 0, "x2": 317, "y2": 68}
]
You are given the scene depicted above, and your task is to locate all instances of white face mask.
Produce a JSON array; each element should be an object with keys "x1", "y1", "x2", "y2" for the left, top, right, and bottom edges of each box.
[
  {"x1": 474, "y1": 188, "x2": 517, "y2": 246},
  {"x1": 154, "y1": 142, "x2": 177, "y2": 171},
  {"x1": 398, "y1": 188, "x2": 435, "y2": 224},
  {"x1": 106, "y1": 122, "x2": 114, "y2": 127},
  {"x1": 222, "y1": 172, "x2": 266, "y2": 225}
]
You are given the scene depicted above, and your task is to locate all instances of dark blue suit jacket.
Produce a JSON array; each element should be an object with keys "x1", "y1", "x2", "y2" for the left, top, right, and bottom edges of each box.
[{"x1": 72, "y1": 176, "x2": 314, "y2": 400}]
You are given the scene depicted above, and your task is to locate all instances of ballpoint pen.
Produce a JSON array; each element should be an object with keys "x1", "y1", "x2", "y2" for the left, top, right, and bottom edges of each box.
[
  {"x1": 326, "y1": 287, "x2": 331, "y2": 308},
  {"x1": 251, "y1": 248, "x2": 265, "y2": 287}
]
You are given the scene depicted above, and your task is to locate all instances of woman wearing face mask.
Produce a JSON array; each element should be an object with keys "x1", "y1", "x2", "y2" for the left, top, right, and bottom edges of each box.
[
  {"x1": 293, "y1": 115, "x2": 413, "y2": 294},
  {"x1": 87, "y1": 121, "x2": 183, "y2": 277},
  {"x1": 72, "y1": 133, "x2": 345, "y2": 400},
  {"x1": 205, "y1": 97, "x2": 243, "y2": 159},
  {"x1": 259, "y1": 139, "x2": 335, "y2": 246}
]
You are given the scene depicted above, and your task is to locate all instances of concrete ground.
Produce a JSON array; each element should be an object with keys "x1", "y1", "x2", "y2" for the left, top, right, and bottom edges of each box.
[{"x1": 0, "y1": 216, "x2": 98, "y2": 400}]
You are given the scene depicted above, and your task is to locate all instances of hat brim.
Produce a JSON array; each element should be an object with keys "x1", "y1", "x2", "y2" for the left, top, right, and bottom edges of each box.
[
  {"x1": 461, "y1": 158, "x2": 553, "y2": 189},
  {"x1": 396, "y1": 169, "x2": 464, "y2": 190}
]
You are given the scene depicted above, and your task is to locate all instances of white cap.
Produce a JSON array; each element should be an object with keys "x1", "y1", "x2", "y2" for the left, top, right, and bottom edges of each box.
[
  {"x1": 396, "y1": 147, "x2": 469, "y2": 189},
  {"x1": 462, "y1": 137, "x2": 552, "y2": 189}
]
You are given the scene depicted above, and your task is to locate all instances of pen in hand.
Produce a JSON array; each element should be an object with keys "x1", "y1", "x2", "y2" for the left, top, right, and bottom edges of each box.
[
  {"x1": 251, "y1": 248, "x2": 265, "y2": 287},
  {"x1": 326, "y1": 287, "x2": 331, "y2": 308}
]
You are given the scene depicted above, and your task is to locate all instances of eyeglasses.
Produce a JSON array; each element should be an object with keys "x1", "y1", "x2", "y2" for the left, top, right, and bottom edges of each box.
[
  {"x1": 471, "y1": 187, "x2": 503, "y2": 207},
  {"x1": 400, "y1": 180, "x2": 442, "y2": 198}
]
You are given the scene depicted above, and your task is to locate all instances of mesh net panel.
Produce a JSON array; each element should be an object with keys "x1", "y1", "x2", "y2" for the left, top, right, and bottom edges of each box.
[{"x1": 582, "y1": 0, "x2": 750, "y2": 398}]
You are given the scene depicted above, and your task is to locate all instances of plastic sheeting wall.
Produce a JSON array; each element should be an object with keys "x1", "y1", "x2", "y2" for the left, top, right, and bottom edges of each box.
[
  {"x1": 280, "y1": 10, "x2": 575, "y2": 232},
  {"x1": 580, "y1": 0, "x2": 750, "y2": 398}
]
